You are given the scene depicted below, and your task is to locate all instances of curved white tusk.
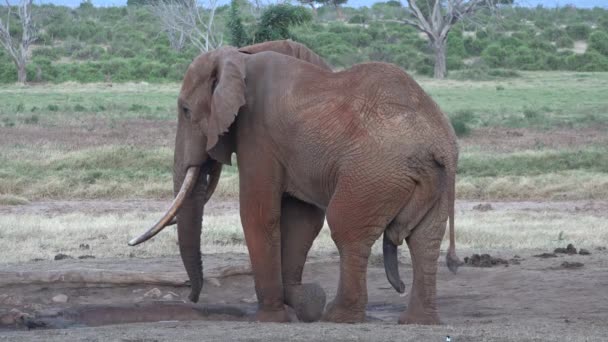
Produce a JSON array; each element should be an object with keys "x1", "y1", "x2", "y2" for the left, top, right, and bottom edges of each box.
[{"x1": 128, "y1": 166, "x2": 200, "y2": 246}]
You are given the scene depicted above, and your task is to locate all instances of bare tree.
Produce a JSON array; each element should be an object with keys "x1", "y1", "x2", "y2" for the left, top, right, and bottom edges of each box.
[
  {"x1": 402, "y1": 0, "x2": 508, "y2": 79},
  {"x1": 0, "y1": 0, "x2": 37, "y2": 84},
  {"x1": 150, "y1": 0, "x2": 222, "y2": 53}
]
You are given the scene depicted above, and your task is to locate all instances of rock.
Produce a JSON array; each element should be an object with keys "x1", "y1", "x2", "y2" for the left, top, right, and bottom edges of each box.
[
  {"x1": 78, "y1": 255, "x2": 96, "y2": 259},
  {"x1": 241, "y1": 295, "x2": 257, "y2": 304},
  {"x1": 555, "y1": 244, "x2": 577, "y2": 255},
  {"x1": 596, "y1": 246, "x2": 607, "y2": 251},
  {"x1": 79, "y1": 243, "x2": 90, "y2": 250},
  {"x1": 0, "y1": 309, "x2": 28, "y2": 325},
  {"x1": 561, "y1": 261, "x2": 584, "y2": 269},
  {"x1": 52, "y1": 294, "x2": 69, "y2": 303},
  {"x1": 534, "y1": 252, "x2": 557, "y2": 258},
  {"x1": 54, "y1": 253, "x2": 73, "y2": 260},
  {"x1": 143, "y1": 288, "x2": 162, "y2": 299},
  {"x1": 472, "y1": 203, "x2": 494, "y2": 212},
  {"x1": 579, "y1": 248, "x2": 591, "y2": 255},
  {"x1": 207, "y1": 278, "x2": 221, "y2": 287},
  {"x1": 31, "y1": 258, "x2": 45, "y2": 262}
]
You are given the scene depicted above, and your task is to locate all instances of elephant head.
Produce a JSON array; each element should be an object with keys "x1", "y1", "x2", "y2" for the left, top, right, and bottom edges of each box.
[{"x1": 128, "y1": 41, "x2": 331, "y2": 303}]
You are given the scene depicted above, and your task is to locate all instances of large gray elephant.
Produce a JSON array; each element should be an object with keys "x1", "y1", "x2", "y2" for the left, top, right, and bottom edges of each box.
[{"x1": 130, "y1": 40, "x2": 460, "y2": 325}]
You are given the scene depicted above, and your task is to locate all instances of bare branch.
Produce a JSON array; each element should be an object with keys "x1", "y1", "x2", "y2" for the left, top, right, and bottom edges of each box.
[
  {"x1": 149, "y1": 0, "x2": 222, "y2": 53},
  {"x1": 401, "y1": 0, "x2": 505, "y2": 78},
  {"x1": 0, "y1": 0, "x2": 37, "y2": 83}
]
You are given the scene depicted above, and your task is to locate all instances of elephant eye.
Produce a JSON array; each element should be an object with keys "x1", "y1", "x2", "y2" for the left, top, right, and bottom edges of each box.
[
  {"x1": 211, "y1": 78, "x2": 218, "y2": 92},
  {"x1": 182, "y1": 106, "x2": 191, "y2": 120}
]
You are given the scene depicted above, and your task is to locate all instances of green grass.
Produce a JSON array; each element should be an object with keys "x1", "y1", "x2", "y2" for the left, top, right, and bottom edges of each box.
[
  {"x1": 0, "y1": 83, "x2": 179, "y2": 124},
  {"x1": 421, "y1": 71, "x2": 608, "y2": 129},
  {"x1": 0, "y1": 72, "x2": 607, "y2": 201}
]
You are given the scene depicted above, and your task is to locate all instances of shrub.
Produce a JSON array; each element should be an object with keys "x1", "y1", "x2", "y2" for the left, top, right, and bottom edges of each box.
[
  {"x1": 566, "y1": 50, "x2": 608, "y2": 71},
  {"x1": 556, "y1": 35, "x2": 574, "y2": 48},
  {"x1": 589, "y1": 31, "x2": 608, "y2": 56},
  {"x1": 348, "y1": 14, "x2": 368, "y2": 24},
  {"x1": 565, "y1": 24, "x2": 591, "y2": 40},
  {"x1": 450, "y1": 110, "x2": 475, "y2": 137}
]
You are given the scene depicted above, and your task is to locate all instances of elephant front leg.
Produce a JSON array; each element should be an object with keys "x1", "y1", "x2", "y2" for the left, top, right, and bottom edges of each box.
[
  {"x1": 240, "y1": 178, "x2": 288, "y2": 322},
  {"x1": 280, "y1": 196, "x2": 326, "y2": 322}
]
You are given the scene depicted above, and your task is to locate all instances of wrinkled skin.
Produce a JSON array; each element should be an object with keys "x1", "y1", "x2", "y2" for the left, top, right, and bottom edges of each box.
[{"x1": 175, "y1": 40, "x2": 458, "y2": 324}]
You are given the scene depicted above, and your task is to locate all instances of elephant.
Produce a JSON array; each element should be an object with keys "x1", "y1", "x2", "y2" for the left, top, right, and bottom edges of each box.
[{"x1": 129, "y1": 39, "x2": 460, "y2": 325}]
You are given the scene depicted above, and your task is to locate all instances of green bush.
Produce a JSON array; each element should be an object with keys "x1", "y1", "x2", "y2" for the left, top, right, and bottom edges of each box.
[
  {"x1": 565, "y1": 24, "x2": 591, "y2": 40},
  {"x1": 589, "y1": 31, "x2": 608, "y2": 56},
  {"x1": 556, "y1": 35, "x2": 574, "y2": 48},
  {"x1": 449, "y1": 110, "x2": 475, "y2": 137},
  {"x1": 566, "y1": 51, "x2": 608, "y2": 71}
]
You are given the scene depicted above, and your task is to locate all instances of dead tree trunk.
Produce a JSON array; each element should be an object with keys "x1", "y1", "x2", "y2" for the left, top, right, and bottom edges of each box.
[
  {"x1": 432, "y1": 37, "x2": 447, "y2": 79},
  {"x1": 0, "y1": 0, "x2": 37, "y2": 84}
]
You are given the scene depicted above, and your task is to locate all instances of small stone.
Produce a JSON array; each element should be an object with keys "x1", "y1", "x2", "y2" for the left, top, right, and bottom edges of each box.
[
  {"x1": 207, "y1": 278, "x2": 221, "y2": 287},
  {"x1": 31, "y1": 258, "x2": 45, "y2": 262},
  {"x1": 79, "y1": 243, "x2": 90, "y2": 250},
  {"x1": 534, "y1": 253, "x2": 558, "y2": 258},
  {"x1": 143, "y1": 288, "x2": 162, "y2": 299},
  {"x1": 54, "y1": 253, "x2": 73, "y2": 260},
  {"x1": 241, "y1": 295, "x2": 257, "y2": 304},
  {"x1": 52, "y1": 294, "x2": 69, "y2": 303},
  {"x1": 472, "y1": 203, "x2": 494, "y2": 212},
  {"x1": 78, "y1": 255, "x2": 96, "y2": 259},
  {"x1": 596, "y1": 246, "x2": 607, "y2": 251},
  {"x1": 579, "y1": 248, "x2": 591, "y2": 255}
]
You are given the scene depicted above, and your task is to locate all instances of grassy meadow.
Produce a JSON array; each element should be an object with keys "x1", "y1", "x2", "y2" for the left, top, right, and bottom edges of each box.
[
  {"x1": 1, "y1": 71, "x2": 607, "y2": 203},
  {"x1": 1, "y1": 71, "x2": 607, "y2": 261}
]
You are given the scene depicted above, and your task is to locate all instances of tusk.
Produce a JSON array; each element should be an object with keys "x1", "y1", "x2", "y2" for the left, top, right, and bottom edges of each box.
[
  {"x1": 128, "y1": 166, "x2": 200, "y2": 246},
  {"x1": 165, "y1": 162, "x2": 221, "y2": 227}
]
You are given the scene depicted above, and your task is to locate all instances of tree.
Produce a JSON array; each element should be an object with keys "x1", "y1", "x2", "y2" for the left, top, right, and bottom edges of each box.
[
  {"x1": 298, "y1": 0, "x2": 318, "y2": 16},
  {"x1": 252, "y1": 4, "x2": 312, "y2": 43},
  {"x1": 401, "y1": 0, "x2": 511, "y2": 79},
  {"x1": 318, "y1": 0, "x2": 347, "y2": 19},
  {"x1": 227, "y1": 0, "x2": 248, "y2": 47},
  {"x1": 149, "y1": 0, "x2": 222, "y2": 52},
  {"x1": 0, "y1": 0, "x2": 37, "y2": 83}
]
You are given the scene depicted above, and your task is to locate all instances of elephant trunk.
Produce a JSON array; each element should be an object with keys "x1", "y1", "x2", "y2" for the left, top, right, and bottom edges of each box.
[
  {"x1": 383, "y1": 233, "x2": 405, "y2": 294},
  {"x1": 174, "y1": 162, "x2": 213, "y2": 303}
]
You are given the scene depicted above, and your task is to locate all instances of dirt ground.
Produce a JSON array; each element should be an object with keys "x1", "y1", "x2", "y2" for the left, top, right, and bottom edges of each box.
[{"x1": 1, "y1": 200, "x2": 607, "y2": 341}]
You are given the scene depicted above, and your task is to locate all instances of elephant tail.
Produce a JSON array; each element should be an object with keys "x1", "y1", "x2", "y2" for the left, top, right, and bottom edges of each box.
[
  {"x1": 445, "y1": 157, "x2": 461, "y2": 274},
  {"x1": 383, "y1": 232, "x2": 405, "y2": 293}
]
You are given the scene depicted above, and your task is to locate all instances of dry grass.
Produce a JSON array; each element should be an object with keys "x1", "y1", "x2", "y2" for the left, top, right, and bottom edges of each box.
[
  {"x1": 1, "y1": 208, "x2": 606, "y2": 264},
  {"x1": 0, "y1": 194, "x2": 29, "y2": 205}
]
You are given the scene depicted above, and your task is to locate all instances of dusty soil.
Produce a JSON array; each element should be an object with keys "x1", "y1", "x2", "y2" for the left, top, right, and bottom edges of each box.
[
  {"x1": 1, "y1": 247, "x2": 607, "y2": 341},
  {"x1": 2, "y1": 198, "x2": 607, "y2": 218},
  {"x1": 0, "y1": 119, "x2": 176, "y2": 150}
]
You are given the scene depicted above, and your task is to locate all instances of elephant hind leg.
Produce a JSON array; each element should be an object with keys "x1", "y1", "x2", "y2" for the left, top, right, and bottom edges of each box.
[
  {"x1": 280, "y1": 196, "x2": 326, "y2": 322},
  {"x1": 322, "y1": 177, "x2": 415, "y2": 323},
  {"x1": 399, "y1": 195, "x2": 447, "y2": 325}
]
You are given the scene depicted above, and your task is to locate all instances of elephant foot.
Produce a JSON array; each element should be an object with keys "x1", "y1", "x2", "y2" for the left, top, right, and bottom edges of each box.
[
  {"x1": 254, "y1": 308, "x2": 290, "y2": 323},
  {"x1": 398, "y1": 310, "x2": 441, "y2": 325},
  {"x1": 285, "y1": 283, "x2": 326, "y2": 322},
  {"x1": 321, "y1": 300, "x2": 365, "y2": 323}
]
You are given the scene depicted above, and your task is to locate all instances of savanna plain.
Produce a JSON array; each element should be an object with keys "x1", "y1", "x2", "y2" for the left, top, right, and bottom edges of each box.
[{"x1": 1, "y1": 72, "x2": 607, "y2": 341}]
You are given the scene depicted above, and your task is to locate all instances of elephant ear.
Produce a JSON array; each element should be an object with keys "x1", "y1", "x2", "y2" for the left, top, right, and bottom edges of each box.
[
  {"x1": 206, "y1": 51, "x2": 246, "y2": 165},
  {"x1": 239, "y1": 40, "x2": 332, "y2": 71}
]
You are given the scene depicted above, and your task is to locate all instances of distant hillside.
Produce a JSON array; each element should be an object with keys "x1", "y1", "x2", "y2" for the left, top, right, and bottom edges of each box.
[
  {"x1": 1, "y1": 1, "x2": 607, "y2": 83},
  {"x1": 35, "y1": 0, "x2": 608, "y2": 9}
]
